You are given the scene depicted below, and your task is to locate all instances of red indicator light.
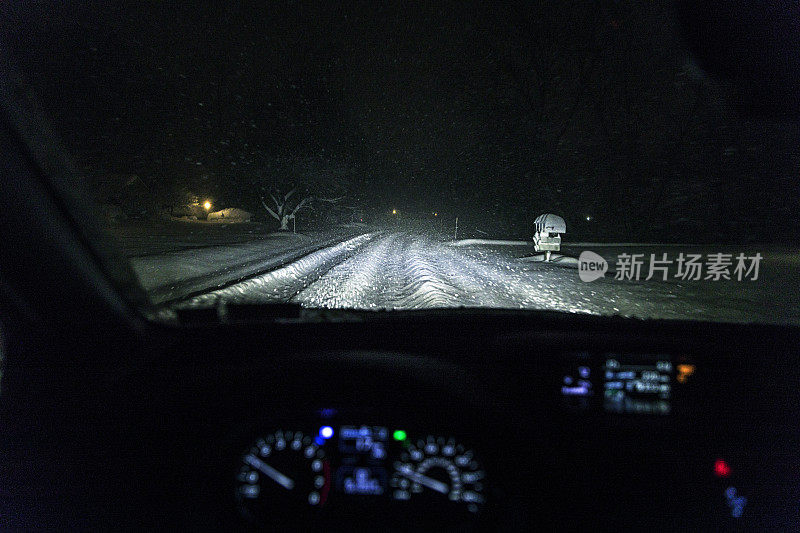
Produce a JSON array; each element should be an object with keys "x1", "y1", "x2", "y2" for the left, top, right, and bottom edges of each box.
[{"x1": 714, "y1": 459, "x2": 732, "y2": 478}]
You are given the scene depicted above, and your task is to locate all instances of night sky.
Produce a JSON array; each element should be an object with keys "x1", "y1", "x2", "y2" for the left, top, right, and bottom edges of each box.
[{"x1": 1, "y1": 1, "x2": 799, "y2": 241}]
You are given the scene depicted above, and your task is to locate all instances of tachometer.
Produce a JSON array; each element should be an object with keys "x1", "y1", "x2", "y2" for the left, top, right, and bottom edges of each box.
[
  {"x1": 390, "y1": 435, "x2": 485, "y2": 514},
  {"x1": 236, "y1": 430, "x2": 330, "y2": 521}
]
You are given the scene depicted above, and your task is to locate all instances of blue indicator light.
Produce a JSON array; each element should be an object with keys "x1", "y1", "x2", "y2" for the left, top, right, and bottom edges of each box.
[
  {"x1": 314, "y1": 436, "x2": 325, "y2": 446},
  {"x1": 320, "y1": 426, "x2": 334, "y2": 439},
  {"x1": 725, "y1": 486, "x2": 747, "y2": 518}
]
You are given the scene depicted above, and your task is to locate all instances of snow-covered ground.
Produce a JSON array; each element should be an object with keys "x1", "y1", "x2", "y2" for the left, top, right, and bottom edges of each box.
[
  {"x1": 109, "y1": 220, "x2": 371, "y2": 304},
  {"x1": 179, "y1": 232, "x2": 800, "y2": 325}
]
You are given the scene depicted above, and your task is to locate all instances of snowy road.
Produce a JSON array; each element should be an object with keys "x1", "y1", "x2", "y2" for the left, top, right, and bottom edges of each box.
[{"x1": 181, "y1": 232, "x2": 800, "y2": 325}]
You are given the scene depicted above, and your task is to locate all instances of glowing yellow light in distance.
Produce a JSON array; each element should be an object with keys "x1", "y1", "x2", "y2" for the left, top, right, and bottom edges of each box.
[{"x1": 203, "y1": 201, "x2": 212, "y2": 210}]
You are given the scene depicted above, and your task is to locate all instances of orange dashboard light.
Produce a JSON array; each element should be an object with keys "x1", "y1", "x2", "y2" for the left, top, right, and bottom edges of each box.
[{"x1": 677, "y1": 364, "x2": 695, "y2": 384}]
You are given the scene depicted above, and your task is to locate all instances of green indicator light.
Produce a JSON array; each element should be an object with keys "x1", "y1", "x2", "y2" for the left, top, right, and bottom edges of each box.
[{"x1": 393, "y1": 430, "x2": 407, "y2": 441}]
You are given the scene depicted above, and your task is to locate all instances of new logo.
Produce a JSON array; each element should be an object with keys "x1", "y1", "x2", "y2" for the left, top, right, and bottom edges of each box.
[{"x1": 578, "y1": 251, "x2": 608, "y2": 282}]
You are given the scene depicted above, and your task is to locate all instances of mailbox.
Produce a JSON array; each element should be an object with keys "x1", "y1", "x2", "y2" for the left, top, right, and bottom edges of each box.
[{"x1": 533, "y1": 213, "x2": 566, "y2": 260}]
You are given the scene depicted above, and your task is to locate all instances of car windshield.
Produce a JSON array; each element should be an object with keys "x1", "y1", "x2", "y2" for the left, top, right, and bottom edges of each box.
[{"x1": 2, "y1": 2, "x2": 798, "y2": 324}]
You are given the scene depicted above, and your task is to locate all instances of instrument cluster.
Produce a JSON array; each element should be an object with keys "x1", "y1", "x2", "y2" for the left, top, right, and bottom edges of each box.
[{"x1": 235, "y1": 420, "x2": 486, "y2": 529}]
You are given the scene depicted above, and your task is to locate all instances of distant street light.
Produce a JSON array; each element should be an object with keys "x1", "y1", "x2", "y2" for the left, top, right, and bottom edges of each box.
[
  {"x1": 585, "y1": 215, "x2": 592, "y2": 222},
  {"x1": 204, "y1": 201, "x2": 212, "y2": 211},
  {"x1": 392, "y1": 208, "x2": 397, "y2": 215}
]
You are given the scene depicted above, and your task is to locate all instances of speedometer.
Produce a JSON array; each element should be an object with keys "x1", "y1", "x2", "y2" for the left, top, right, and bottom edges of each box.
[
  {"x1": 236, "y1": 430, "x2": 331, "y2": 522},
  {"x1": 390, "y1": 435, "x2": 485, "y2": 514}
]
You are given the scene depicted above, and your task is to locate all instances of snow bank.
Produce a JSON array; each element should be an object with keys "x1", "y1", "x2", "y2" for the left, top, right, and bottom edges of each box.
[
  {"x1": 518, "y1": 253, "x2": 579, "y2": 267},
  {"x1": 208, "y1": 207, "x2": 252, "y2": 222},
  {"x1": 130, "y1": 228, "x2": 374, "y2": 305},
  {"x1": 564, "y1": 242, "x2": 693, "y2": 247},
  {"x1": 450, "y1": 239, "x2": 531, "y2": 247},
  {"x1": 265, "y1": 231, "x2": 305, "y2": 238},
  {"x1": 181, "y1": 233, "x2": 375, "y2": 307}
]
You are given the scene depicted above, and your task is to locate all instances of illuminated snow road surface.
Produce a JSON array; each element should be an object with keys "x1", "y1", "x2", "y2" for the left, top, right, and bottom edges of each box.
[{"x1": 182, "y1": 232, "x2": 798, "y2": 324}]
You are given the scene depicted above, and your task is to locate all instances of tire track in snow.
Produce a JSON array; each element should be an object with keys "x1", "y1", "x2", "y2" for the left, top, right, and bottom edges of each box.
[
  {"x1": 426, "y1": 244, "x2": 522, "y2": 308},
  {"x1": 293, "y1": 233, "x2": 468, "y2": 309},
  {"x1": 439, "y1": 245, "x2": 576, "y2": 309},
  {"x1": 293, "y1": 234, "x2": 400, "y2": 308},
  {"x1": 387, "y1": 235, "x2": 469, "y2": 308},
  {"x1": 179, "y1": 233, "x2": 377, "y2": 307}
]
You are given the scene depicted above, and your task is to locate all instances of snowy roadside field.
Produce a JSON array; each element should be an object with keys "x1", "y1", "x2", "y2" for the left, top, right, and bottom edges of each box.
[{"x1": 107, "y1": 220, "x2": 373, "y2": 305}]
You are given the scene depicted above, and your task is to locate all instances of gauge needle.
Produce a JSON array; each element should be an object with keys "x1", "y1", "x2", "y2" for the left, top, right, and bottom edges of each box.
[
  {"x1": 395, "y1": 463, "x2": 449, "y2": 494},
  {"x1": 244, "y1": 454, "x2": 295, "y2": 490}
]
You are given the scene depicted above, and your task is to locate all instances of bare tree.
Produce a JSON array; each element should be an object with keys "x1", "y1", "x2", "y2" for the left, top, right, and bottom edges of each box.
[
  {"x1": 260, "y1": 187, "x2": 343, "y2": 230},
  {"x1": 260, "y1": 188, "x2": 310, "y2": 230}
]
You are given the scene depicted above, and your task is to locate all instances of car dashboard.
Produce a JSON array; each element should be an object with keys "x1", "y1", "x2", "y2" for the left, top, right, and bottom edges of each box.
[{"x1": 1, "y1": 312, "x2": 799, "y2": 531}]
